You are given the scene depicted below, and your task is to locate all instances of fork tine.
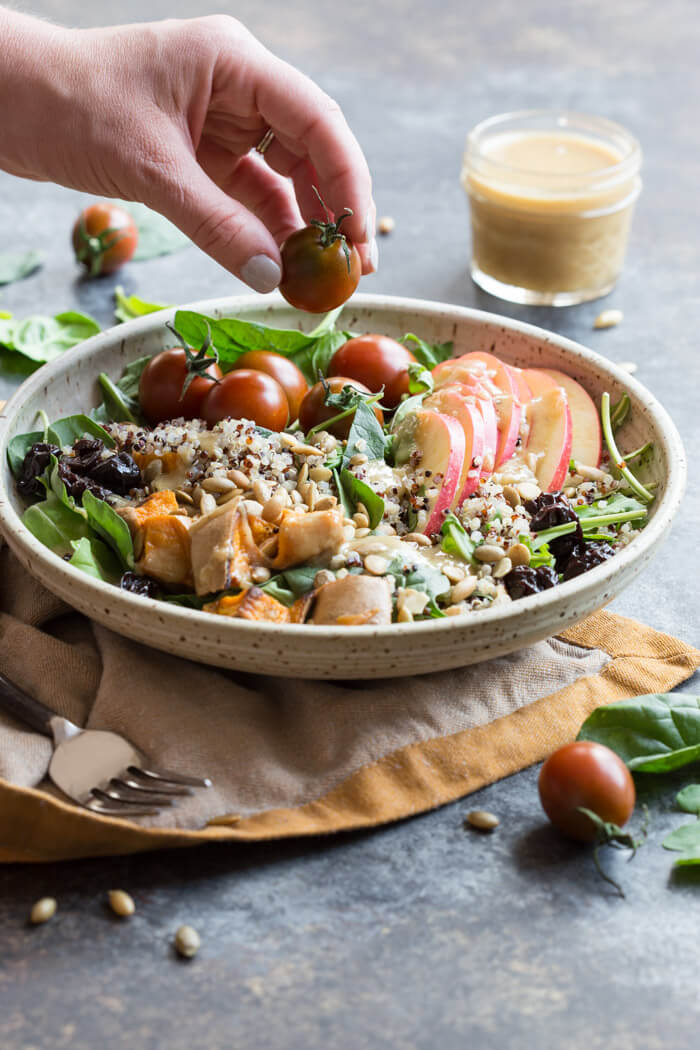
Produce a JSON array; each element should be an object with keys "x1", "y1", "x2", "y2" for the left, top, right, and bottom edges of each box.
[
  {"x1": 92, "y1": 787, "x2": 174, "y2": 809},
  {"x1": 86, "y1": 798, "x2": 161, "y2": 818},
  {"x1": 119, "y1": 771, "x2": 193, "y2": 797},
  {"x1": 129, "y1": 764, "x2": 212, "y2": 789},
  {"x1": 101, "y1": 782, "x2": 177, "y2": 807}
]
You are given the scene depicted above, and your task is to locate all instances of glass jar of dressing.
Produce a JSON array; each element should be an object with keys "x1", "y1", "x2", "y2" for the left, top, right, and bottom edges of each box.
[{"x1": 462, "y1": 111, "x2": 642, "y2": 305}]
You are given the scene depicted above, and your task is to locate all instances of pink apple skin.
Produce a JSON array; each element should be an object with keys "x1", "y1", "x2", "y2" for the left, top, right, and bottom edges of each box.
[
  {"x1": 526, "y1": 388, "x2": 573, "y2": 492},
  {"x1": 521, "y1": 368, "x2": 559, "y2": 400},
  {"x1": 394, "y1": 410, "x2": 465, "y2": 535},
  {"x1": 458, "y1": 352, "x2": 519, "y2": 399},
  {"x1": 424, "y1": 384, "x2": 486, "y2": 505},
  {"x1": 540, "y1": 368, "x2": 602, "y2": 467},
  {"x1": 475, "y1": 393, "x2": 498, "y2": 478},
  {"x1": 506, "y1": 365, "x2": 532, "y2": 404},
  {"x1": 493, "y1": 394, "x2": 522, "y2": 468}
]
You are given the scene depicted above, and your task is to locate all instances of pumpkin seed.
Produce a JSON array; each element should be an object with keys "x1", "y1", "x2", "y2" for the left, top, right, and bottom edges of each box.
[
  {"x1": 404, "y1": 532, "x2": 431, "y2": 547},
  {"x1": 508, "y1": 543, "x2": 531, "y2": 567},
  {"x1": 174, "y1": 489, "x2": 194, "y2": 505},
  {"x1": 199, "y1": 492, "x2": 217, "y2": 516},
  {"x1": 314, "y1": 495, "x2": 338, "y2": 511},
  {"x1": 314, "y1": 569, "x2": 335, "y2": 588},
  {"x1": 593, "y1": 308, "x2": 623, "y2": 329},
  {"x1": 297, "y1": 461, "x2": 309, "y2": 486},
  {"x1": 251, "y1": 566, "x2": 271, "y2": 584},
  {"x1": 492, "y1": 556, "x2": 512, "y2": 579},
  {"x1": 108, "y1": 889, "x2": 135, "y2": 918},
  {"x1": 450, "y1": 576, "x2": 477, "y2": 603},
  {"x1": 378, "y1": 215, "x2": 395, "y2": 235},
  {"x1": 262, "y1": 489, "x2": 287, "y2": 523},
  {"x1": 397, "y1": 606, "x2": 413, "y2": 623},
  {"x1": 30, "y1": 897, "x2": 57, "y2": 924},
  {"x1": 364, "y1": 554, "x2": 389, "y2": 576},
  {"x1": 174, "y1": 925, "x2": 201, "y2": 959},
  {"x1": 309, "y1": 465, "x2": 332, "y2": 482},
  {"x1": 502, "y1": 485, "x2": 521, "y2": 507},
  {"x1": 352, "y1": 512, "x2": 370, "y2": 529},
  {"x1": 202, "y1": 476, "x2": 235, "y2": 494},
  {"x1": 465, "y1": 810, "x2": 500, "y2": 831},
  {"x1": 350, "y1": 453, "x2": 368, "y2": 466},
  {"x1": 228, "y1": 468, "x2": 250, "y2": 490},
  {"x1": 474, "y1": 543, "x2": 505, "y2": 563}
]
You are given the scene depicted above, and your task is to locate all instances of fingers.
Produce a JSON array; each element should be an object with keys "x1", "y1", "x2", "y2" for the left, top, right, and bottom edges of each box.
[
  {"x1": 153, "y1": 155, "x2": 282, "y2": 292},
  {"x1": 196, "y1": 143, "x2": 302, "y2": 245},
  {"x1": 253, "y1": 54, "x2": 376, "y2": 260}
]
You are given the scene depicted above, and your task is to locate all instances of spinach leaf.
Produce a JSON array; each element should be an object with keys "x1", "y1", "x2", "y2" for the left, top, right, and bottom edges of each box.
[
  {"x1": 676, "y1": 784, "x2": 700, "y2": 815},
  {"x1": 278, "y1": 565, "x2": 319, "y2": 597},
  {"x1": 114, "y1": 285, "x2": 169, "y2": 323},
  {"x1": 441, "y1": 513, "x2": 477, "y2": 562},
  {"x1": 407, "y1": 361, "x2": 434, "y2": 395},
  {"x1": 0, "y1": 311, "x2": 100, "y2": 363},
  {"x1": 68, "y1": 536, "x2": 121, "y2": 582},
  {"x1": 390, "y1": 392, "x2": 425, "y2": 437},
  {"x1": 260, "y1": 576, "x2": 297, "y2": 607},
  {"x1": 385, "y1": 553, "x2": 450, "y2": 605},
  {"x1": 82, "y1": 490, "x2": 134, "y2": 569},
  {"x1": 294, "y1": 329, "x2": 348, "y2": 384},
  {"x1": 401, "y1": 333, "x2": 454, "y2": 369},
  {"x1": 118, "y1": 202, "x2": 191, "y2": 260},
  {"x1": 47, "y1": 414, "x2": 115, "y2": 450},
  {"x1": 342, "y1": 400, "x2": 388, "y2": 468},
  {"x1": 663, "y1": 821, "x2": 700, "y2": 854},
  {"x1": 23, "y1": 492, "x2": 90, "y2": 556},
  {"x1": 7, "y1": 431, "x2": 43, "y2": 478},
  {"x1": 0, "y1": 250, "x2": 43, "y2": 286},
  {"x1": 163, "y1": 592, "x2": 217, "y2": 609},
  {"x1": 340, "y1": 469, "x2": 384, "y2": 528},
  {"x1": 333, "y1": 467, "x2": 353, "y2": 518},
  {"x1": 578, "y1": 693, "x2": 700, "y2": 772},
  {"x1": 93, "y1": 357, "x2": 150, "y2": 423}
]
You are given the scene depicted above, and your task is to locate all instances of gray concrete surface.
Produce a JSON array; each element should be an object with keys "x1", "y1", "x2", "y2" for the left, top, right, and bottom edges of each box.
[{"x1": 0, "y1": 1, "x2": 699, "y2": 1048}]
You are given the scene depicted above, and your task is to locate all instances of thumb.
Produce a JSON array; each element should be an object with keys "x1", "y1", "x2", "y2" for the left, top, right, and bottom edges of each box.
[{"x1": 153, "y1": 157, "x2": 282, "y2": 292}]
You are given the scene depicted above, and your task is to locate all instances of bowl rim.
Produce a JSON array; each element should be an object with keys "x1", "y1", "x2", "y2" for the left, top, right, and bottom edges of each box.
[{"x1": 0, "y1": 292, "x2": 687, "y2": 640}]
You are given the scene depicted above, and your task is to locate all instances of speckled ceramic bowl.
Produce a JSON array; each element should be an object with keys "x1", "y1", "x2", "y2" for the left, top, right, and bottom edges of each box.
[{"x1": 0, "y1": 294, "x2": 686, "y2": 678}]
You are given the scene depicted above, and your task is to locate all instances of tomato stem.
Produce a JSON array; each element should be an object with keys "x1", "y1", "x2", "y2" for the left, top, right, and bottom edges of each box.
[
  {"x1": 165, "y1": 320, "x2": 221, "y2": 401},
  {"x1": 309, "y1": 185, "x2": 354, "y2": 274},
  {"x1": 74, "y1": 219, "x2": 128, "y2": 277}
]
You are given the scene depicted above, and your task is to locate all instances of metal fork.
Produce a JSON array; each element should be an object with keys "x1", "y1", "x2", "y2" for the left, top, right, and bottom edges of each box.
[{"x1": 0, "y1": 671, "x2": 211, "y2": 817}]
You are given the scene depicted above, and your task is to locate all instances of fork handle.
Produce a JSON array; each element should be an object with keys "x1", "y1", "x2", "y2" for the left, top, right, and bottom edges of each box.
[{"x1": 0, "y1": 671, "x2": 55, "y2": 736}]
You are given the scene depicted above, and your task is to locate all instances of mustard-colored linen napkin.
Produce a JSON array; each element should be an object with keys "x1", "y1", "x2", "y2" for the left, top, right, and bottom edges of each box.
[{"x1": 0, "y1": 547, "x2": 697, "y2": 862}]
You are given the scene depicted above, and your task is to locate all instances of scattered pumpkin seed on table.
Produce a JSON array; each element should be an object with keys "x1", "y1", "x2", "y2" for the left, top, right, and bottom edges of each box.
[
  {"x1": 108, "y1": 889, "x2": 135, "y2": 917},
  {"x1": 465, "y1": 810, "x2": 500, "y2": 831},
  {"x1": 174, "y1": 924, "x2": 201, "y2": 958},
  {"x1": 29, "y1": 897, "x2": 57, "y2": 924}
]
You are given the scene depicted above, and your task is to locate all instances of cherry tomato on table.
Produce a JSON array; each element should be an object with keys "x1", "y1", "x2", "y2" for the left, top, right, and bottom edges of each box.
[
  {"x1": 139, "y1": 349, "x2": 222, "y2": 425},
  {"x1": 231, "y1": 350, "x2": 308, "y2": 421},
  {"x1": 201, "y1": 370, "x2": 289, "y2": 431},
  {"x1": 298, "y1": 376, "x2": 384, "y2": 439},
  {"x1": 279, "y1": 191, "x2": 361, "y2": 313},
  {"x1": 72, "y1": 202, "x2": 138, "y2": 277},
  {"x1": 328, "y1": 335, "x2": 416, "y2": 409},
  {"x1": 538, "y1": 740, "x2": 636, "y2": 843}
]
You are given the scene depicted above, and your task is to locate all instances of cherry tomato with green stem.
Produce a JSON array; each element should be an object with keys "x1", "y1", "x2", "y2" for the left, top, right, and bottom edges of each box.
[
  {"x1": 298, "y1": 376, "x2": 383, "y2": 438},
  {"x1": 139, "y1": 349, "x2": 223, "y2": 425},
  {"x1": 231, "y1": 350, "x2": 308, "y2": 421},
  {"x1": 538, "y1": 740, "x2": 636, "y2": 843},
  {"x1": 279, "y1": 188, "x2": 361, "y2": 313},
  {"x1": 72, "y1": 202, "x2": 139, "y2": 277},
  {"x1": 328, "y1": 334, "x2": 416, "y2": 409},
  {"x1": 201, "y1": 370, "x2": 289, "y2": 431}
]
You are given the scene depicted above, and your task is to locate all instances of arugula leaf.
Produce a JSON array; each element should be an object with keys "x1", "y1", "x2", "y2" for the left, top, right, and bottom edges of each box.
[
  {"x1": 7, "y1": 431, "x2": 43, "y2": 477},
  {"x1": 0, "y1": 311, "x2": 100, "y2": 363},
  {"x1": 114, "y1": 286, "x2": 169, "y2": 323},
  {"x1": 576, "y1": 493, "x2": 648, "y2": 527},
  {"x1": 47, "y1": 414, "x2": 115, "y2": 450},
  {"x1": 578, "y1": 693, "x2": 700, "y2": 772},
  {"x1": 117, "y1": 202, "x2": 191, "y2": 260},
  {"x1": 441, "y1": 513, "x2": 477, "y2": 562},
  {"x1": 68, "y1": 536, "x2": 121, "y2": 582},
  {"x1": 401, "y1": 333, "x2": 453, "y2": 369},
  {"x1": 82, "y1": 490, "x2": 134, "y2": 569},
  {"x1": 517, "y1": 536, "x2": 554, "y2": 568},
  {"x1": 0, "y1": 250, "x2": 43, "y2": 286},
  {"x1": 341, "y1": 400, "x2": 388, "y2": 467},
  {"x1": 340, "y1": 469, "x2": 384, "y2": 528},
  {"x1": 22, "y1": 491, "x2": 90, "y2": 556}
]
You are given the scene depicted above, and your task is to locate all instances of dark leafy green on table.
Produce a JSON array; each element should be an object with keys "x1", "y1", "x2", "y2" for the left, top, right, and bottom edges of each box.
[
  {"x1": 113, "y1": 286, "x2": 170, "y2": 323},
  {"x1": 117, "y1": 202, "x2": 191, "y2": 261},
  {"x1": 0, "y1": 249, "x2": 43, "y2": 287},
  {"x1": 578, "y1": 693, "x2": 700, "y2": 773},
  {"x1": 0, "y1": 311, "x2": 100, "y2": 364}
]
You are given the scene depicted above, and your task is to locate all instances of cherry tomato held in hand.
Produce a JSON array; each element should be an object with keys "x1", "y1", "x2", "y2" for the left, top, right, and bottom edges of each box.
[
  {"x1": 139, "y1": 349, "x2": 223, "y2": 425},
  {"x1": 201, "y1": 370, "x2": 289, "y2": 431},
  {"x1": 231, "y1": 350, "x2": 308, "y2": 421},
  {"x1": 538, "y1": 740, "x2": 636, "y2": 843},
  {"x1": 72, "y1": 202, "x2": 139, "y2": 277},
  {"x1": 328, "y1": 334, "x2": 417, "y2": 409},
  {"x1": 279, "y1": 192, "x2": 361, "y2": 313},
  {"x1": 298, "y1": 376, "x2": 383, "y2": 439}
]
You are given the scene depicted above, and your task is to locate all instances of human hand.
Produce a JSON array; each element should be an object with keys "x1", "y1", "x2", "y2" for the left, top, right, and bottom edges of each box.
[{"x1": 0, "y1": 11, "x2": 377, "y2": 291}]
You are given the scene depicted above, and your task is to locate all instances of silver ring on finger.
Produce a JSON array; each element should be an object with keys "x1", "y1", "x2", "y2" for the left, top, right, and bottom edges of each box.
[{"x1": 254, "y1": 128, "x2": 275, "y2": 155}]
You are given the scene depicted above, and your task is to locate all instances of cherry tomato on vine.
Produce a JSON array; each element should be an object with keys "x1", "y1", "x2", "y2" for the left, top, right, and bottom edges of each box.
[
  {"x1": 139, "y1": 348, "x2": 223, "y2": 425},
  {"x1": 538, "y1": 740, "x2": 635, "y2": 843},
  {"x1": 298, "y1": 376, "x2": 383, "y2": 438},
  {"x1": 231, "y1": 350, "x2": 308, "y2": 420},
  {"x1": 279, "y1": 189, "x2": 361, "y2": 313},
  {"x1": 328, "y1": 335, "x2": 416, "y2": 409},
  {"x1": 72, "y1": 202, "x2": 139, "y2": 277},
  {"x1": 201, "y1": 370, "x2": 289, "y2": 431}
]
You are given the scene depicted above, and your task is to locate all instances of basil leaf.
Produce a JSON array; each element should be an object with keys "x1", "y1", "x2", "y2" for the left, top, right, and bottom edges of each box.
[
  {"x1": 340, "y1": 469, "x2": 384, "y2": 528},
  {"x1": 342, "y1": 400, "x2": 388, "y2": 468},
  {"x1": 47, "y1": 414, "x2": 115, "y2": 450},
  {"x1": 7, "y1": 431, "x2": 43, "y2": 478},
  {"x1": 68, "y1": 536, "x2": 121, "y2": 582},
  {"x1": 118, "y1": 202, "x2": 190, "y2": 260},
  {"x1": 114, "y1": 285, "x2": 169, "y2": 323},
  {"x1": 676, "y1": 784, "x2": 700, "y2": 815},
  {"x1": 23, "y1": 492, "x2": 90, "y2": 556},
  {"x1": 1, "y1": 311, "x2": 100, "y2": 363},
  {"x1": 82, "y1": 490, "x2": 134, "y2": 569},
  {"x1": 401, "y1": 333, "x2": 453, "y2": 369},
  {"x1": 0, "y1": 250, "x2": 43, "y2": 287},
  {"x1": 578, "y1": 693, "x2": 700, "y2": 772}
]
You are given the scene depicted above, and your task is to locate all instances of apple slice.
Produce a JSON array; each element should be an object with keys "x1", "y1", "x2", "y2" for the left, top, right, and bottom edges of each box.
[
  {"x1": 393, "y1": 409, "x2": 465, "y2": 534},
  {"x1": 458, "y1": 352, "x2": 520, "y2": 400},
  {"x1": 521, "y1": 368, "x2": 559, "y2": 401},
  {"x1": 506, "y1": 364, "x2": 532, "y2": 404},
  {"x1": 475, "y1": 391, "x2": 498, "y2": 478},
  {"x1": 443, "y1": 353, "x2": 522, "y2": 468},
  {"x1": 424, "y1": 384, "x2": 486, "y2": 505},
  {"x1": 526, "y1": 387, "x2": 573, "y2": 492},
  {"x1": 540, "y1": 368, "x2": 602, "y2": 467}
]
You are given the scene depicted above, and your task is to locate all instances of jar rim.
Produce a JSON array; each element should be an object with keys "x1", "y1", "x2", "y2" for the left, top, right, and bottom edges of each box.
[{"x1": 466, "y1": 109, "x2": 642, "y2": 186}]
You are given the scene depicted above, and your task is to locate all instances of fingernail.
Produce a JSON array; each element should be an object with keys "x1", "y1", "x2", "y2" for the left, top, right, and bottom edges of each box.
[
  {"x1": 364, "y1": 207, "x2": 376, "y2": 242},
  {"x1": 369, "y1": 237, "x2": 379, "y2": 272},
  {"x1": 240, "y1": 254, "x2": 282, "y2": 293}
]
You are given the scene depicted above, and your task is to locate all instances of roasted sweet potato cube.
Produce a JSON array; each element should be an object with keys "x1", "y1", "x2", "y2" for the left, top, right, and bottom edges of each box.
[
  {"x1": 121, "y1": 489, "x2": 179, "y2": 531},
  {"x1": 203, "y1": 587, "x2": 291, "y2": 623},
  {"x1": 312, "y1": 574, "x2": 392, "y2": 625},
  {"x1": 137, "y1": 514, "x2": 192, "y2": 587},
  {"x1": 269, "y1": 507, "x2": 345, "y2": 570}
]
